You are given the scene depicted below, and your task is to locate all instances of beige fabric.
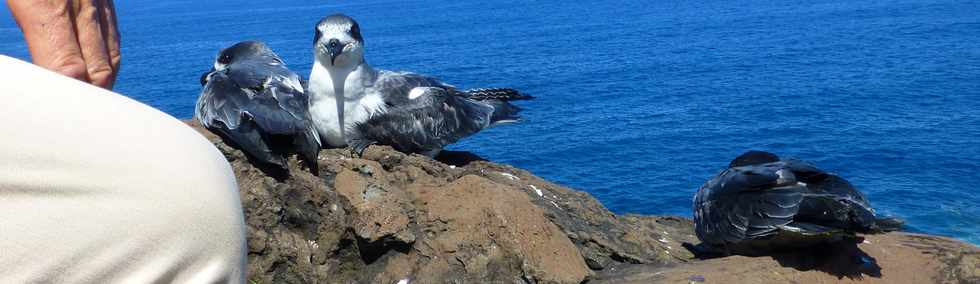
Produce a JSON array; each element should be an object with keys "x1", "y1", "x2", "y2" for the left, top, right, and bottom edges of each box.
[{"x1": 0, "y1": 55, "x2": 246, "y2": 283}]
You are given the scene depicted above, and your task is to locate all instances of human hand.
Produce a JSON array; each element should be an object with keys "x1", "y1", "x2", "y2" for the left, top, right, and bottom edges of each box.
[{"x1": 6, "y1": 0, "x2": 120, "y2": 89}]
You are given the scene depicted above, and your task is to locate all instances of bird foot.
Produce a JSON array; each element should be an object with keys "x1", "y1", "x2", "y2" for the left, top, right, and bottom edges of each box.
[
  {"x1": 347, "y1": 146, "x2": 361, "y2": 158},
  {"x1": 346, "y1": 138, "x2": 377, "y2": 158}
]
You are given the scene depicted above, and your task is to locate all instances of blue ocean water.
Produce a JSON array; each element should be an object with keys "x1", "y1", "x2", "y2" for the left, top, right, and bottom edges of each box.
[{"x1": 2, "y1": 0, "x2": 978, "y2": 244}]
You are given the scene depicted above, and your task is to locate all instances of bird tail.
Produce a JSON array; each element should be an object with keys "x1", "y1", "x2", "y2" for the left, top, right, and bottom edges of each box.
[
  {"x1": 483, "y1": 100, "x2": 523, "y2": 126},
  {"x1": 217, "y1": 122, "x2": 286, "y2": 169},
  {"x1": 293, "y1": 126, "x2": 321, "y2": 173},
  {"x1": 459, "y1": 88, "x2": 531, "y2": 126},
  {"x1": 462, "y1": 88, "x2": 533, "y2": 101}
]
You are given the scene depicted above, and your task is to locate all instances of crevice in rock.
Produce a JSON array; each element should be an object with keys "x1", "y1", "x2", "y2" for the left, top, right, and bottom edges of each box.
[{"x1": 356, "y1": 236, "x2": 413, "y2": 265}]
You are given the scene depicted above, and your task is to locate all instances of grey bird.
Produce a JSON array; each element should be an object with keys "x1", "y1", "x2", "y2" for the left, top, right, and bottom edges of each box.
[
  {"x1": 689, "y1": 151, "x2": 903, "y2": 256},
  {"x1": 196, "y1": 41, "x2": 321, "y2": 172},
  {"x1": 305, "y1": 14, "x2": 532, "y2": 156}
]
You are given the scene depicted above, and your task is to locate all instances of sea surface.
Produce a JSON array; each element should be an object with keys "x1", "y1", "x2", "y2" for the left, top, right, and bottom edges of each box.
[{"x1": 2, "y1": 0, "x2": 978, "y2": 244}]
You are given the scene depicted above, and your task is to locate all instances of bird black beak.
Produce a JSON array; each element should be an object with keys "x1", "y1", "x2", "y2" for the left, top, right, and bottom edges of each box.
[
  {"x1": 200, "y1": 67, "x2": 215, "y2": 86},
  {"x1": 326, "y1": 38, "x2": 344, "y2": 65}
]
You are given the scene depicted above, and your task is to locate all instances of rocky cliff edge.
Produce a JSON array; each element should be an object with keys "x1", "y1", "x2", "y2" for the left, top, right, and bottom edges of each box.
[{"x1": 188, "y1": 122, "x2": 979, "y2": 283}]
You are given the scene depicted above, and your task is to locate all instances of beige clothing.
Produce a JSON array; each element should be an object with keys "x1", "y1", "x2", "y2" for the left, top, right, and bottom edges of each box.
[{"x1": 0, "y1": 55, "x2": 246, "y2": 283}]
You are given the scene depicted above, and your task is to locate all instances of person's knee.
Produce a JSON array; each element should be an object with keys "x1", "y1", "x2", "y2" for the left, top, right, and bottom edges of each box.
[
  {"x1": 169, "y1": 135, "x2": 245, "y2": 239},
  {"x1": 157, "y1": 137, "x2": 247, "y2": 282},
  {"x1": 126, "y1": 123, "x2": 247, "y2": 279}
]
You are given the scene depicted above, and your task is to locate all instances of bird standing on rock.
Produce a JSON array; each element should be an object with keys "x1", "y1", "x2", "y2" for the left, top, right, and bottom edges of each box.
[
  {"x1": 689, "y1": 151, "x2": 903, "y2": 256},
  {"x1": 196, "y1": 41, "x2": 321, "y2": 172},
  {"x1": 306, "y1": 14, "x2": 532, "y2": 157}
]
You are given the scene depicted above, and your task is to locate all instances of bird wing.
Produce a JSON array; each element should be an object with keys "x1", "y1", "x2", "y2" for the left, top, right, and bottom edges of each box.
[
  {"x1": 196, "y1": 73, "x2": 251, "y2": 130},
  {"x1": 372, "y1": 70, "x2": 457, "y2": 109},
  {"x1": 780, "y1": 158, "x2": 828, "y2": 181},
  {"x1": 347, "y1": 87, "x2": 494, "y2": 155},
  {"x1": 694, "y1": 163, "x2": 805, "y2": 244},
  {"x1": 784, "y1": 160, "x2": 878, "y2": 232},
  {"x1": 251, "y1": 73, "x2": 312, "y2": 134},
  {"x1": 780, "y1": 158, "x2": 886, "y2": 232},
  {"x1": 196, "y1": 60, "x2": 319, "y2": 144}
]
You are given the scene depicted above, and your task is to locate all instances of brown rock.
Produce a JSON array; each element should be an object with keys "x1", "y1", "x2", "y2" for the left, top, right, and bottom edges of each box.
[
  {"x1": 592, "y1": 233, "x2": 980, "y2": 283},
  {"x1": 186, "y1": 121, "x2": 980, "y2": 283},
  {"x1": 459, "y1": 161, "x2": 700, "y2": 268},
  {"x1": 334, "y1": 161, "x2": 415, "y2": 244},
  {"x1": 408, "y1": 175, "x2": 591, "y2": 283}
]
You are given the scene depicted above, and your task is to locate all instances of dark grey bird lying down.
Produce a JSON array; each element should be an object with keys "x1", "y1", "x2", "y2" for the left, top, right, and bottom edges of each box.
[
  {"x1": 690, "y1": 151, "x2": 903, "y2": 256},
  {"x1": 346, "y1": 87, "x2": 531, "y2": 156},
  {"x1": 196, "y1": 41, "x2": 320, "y2": 172}
]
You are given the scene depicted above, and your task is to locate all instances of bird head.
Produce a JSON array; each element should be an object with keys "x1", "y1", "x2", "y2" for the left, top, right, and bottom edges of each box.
[
  {"x1": 201, "y1": 41, "x2": 281, "y2": 86},
  {"x1": 313, "y1": 14, "x2": 364, "y2": 71}
]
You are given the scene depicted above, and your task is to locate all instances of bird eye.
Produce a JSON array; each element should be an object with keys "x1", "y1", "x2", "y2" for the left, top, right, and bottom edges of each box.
[
  {"x1": 218, "y1": 54, "x2": 232, "y2": 64},
  {"x1": 349, "y1": 25, "x2": 359, "y2": 37}
]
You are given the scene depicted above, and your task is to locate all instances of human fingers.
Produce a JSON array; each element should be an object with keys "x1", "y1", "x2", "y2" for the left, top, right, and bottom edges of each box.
[
  {"x1": 72, "y1": 0, "x2": 114, "y2": 89},
  {"x1": 7, "y1": 0, "x2": 89, "y2": 82},
  {"x1": 97, "y1": 0, "x2": 120, "y2": 76}
]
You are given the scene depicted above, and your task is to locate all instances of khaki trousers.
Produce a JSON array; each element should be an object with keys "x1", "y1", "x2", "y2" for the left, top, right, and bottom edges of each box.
[{"x1": 0, "y1": 55, "x2": 246, "y2": 283}]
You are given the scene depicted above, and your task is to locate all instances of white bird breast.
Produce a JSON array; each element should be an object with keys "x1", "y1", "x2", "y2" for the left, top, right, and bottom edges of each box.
[
  {"x1": 310, "y1": 93, "x2": 386, "y2": 147},
  {"x1": 308, "y1": 64, "x2": 387, "y2": 147}
]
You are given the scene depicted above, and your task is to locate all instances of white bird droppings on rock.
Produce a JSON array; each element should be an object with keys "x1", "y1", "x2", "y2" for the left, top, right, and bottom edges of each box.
[
  {"x1": 658, "y1": 238, "x2": 669, "y2": 244},
  {"x1": 529, "y1": 185, "x2": 544, "y2": 197},
  {"x1": 499, "y1": 172, "x2": 519, "y2": 180},
  {"x1": 863, "y1": 240, "x2": 872, "y2": 244},
  {"x1": 396, "y1": 279, "x2": 410, "y2": 284}
]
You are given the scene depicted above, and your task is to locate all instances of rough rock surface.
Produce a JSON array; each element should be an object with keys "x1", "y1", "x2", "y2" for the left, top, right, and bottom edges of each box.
[
  {"x1": 188, "y1": 122, "x2": 979, "y2": 283},
  {"x1": 592, "y1": 233, "x2": 980, "y2": 284}
]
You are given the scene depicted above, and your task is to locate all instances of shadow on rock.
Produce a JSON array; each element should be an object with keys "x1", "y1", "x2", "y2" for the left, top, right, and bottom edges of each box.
[
  {"x1": 434, "y1": 150, "x2": 486, "y2": 167},
  {"x1": 769, "y1": 240, "x2": 882, "y2": 280},
  {"x1": 682, "y1": 239, "x2": 883, "y2": 280}
]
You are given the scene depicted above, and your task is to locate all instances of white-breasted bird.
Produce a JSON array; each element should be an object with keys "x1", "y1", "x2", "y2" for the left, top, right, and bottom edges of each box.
[{"x1": 306, "y1": 14, "x2": 531, "y2": 156}]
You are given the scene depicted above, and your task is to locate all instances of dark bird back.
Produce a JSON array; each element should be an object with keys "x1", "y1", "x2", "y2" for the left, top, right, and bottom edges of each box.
[
  {"x1": 347, "y1": 87, "x2": 498, "y2": 156},
  {"x1": 195, "y1": 41, "x2": 320, "y2": 174},
  {"x1": 340, "y1": 68, "x2": 532, "y2": 157},
  {"x1": 691, "y1": 151, "x2": 903, "y2": 256}
]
